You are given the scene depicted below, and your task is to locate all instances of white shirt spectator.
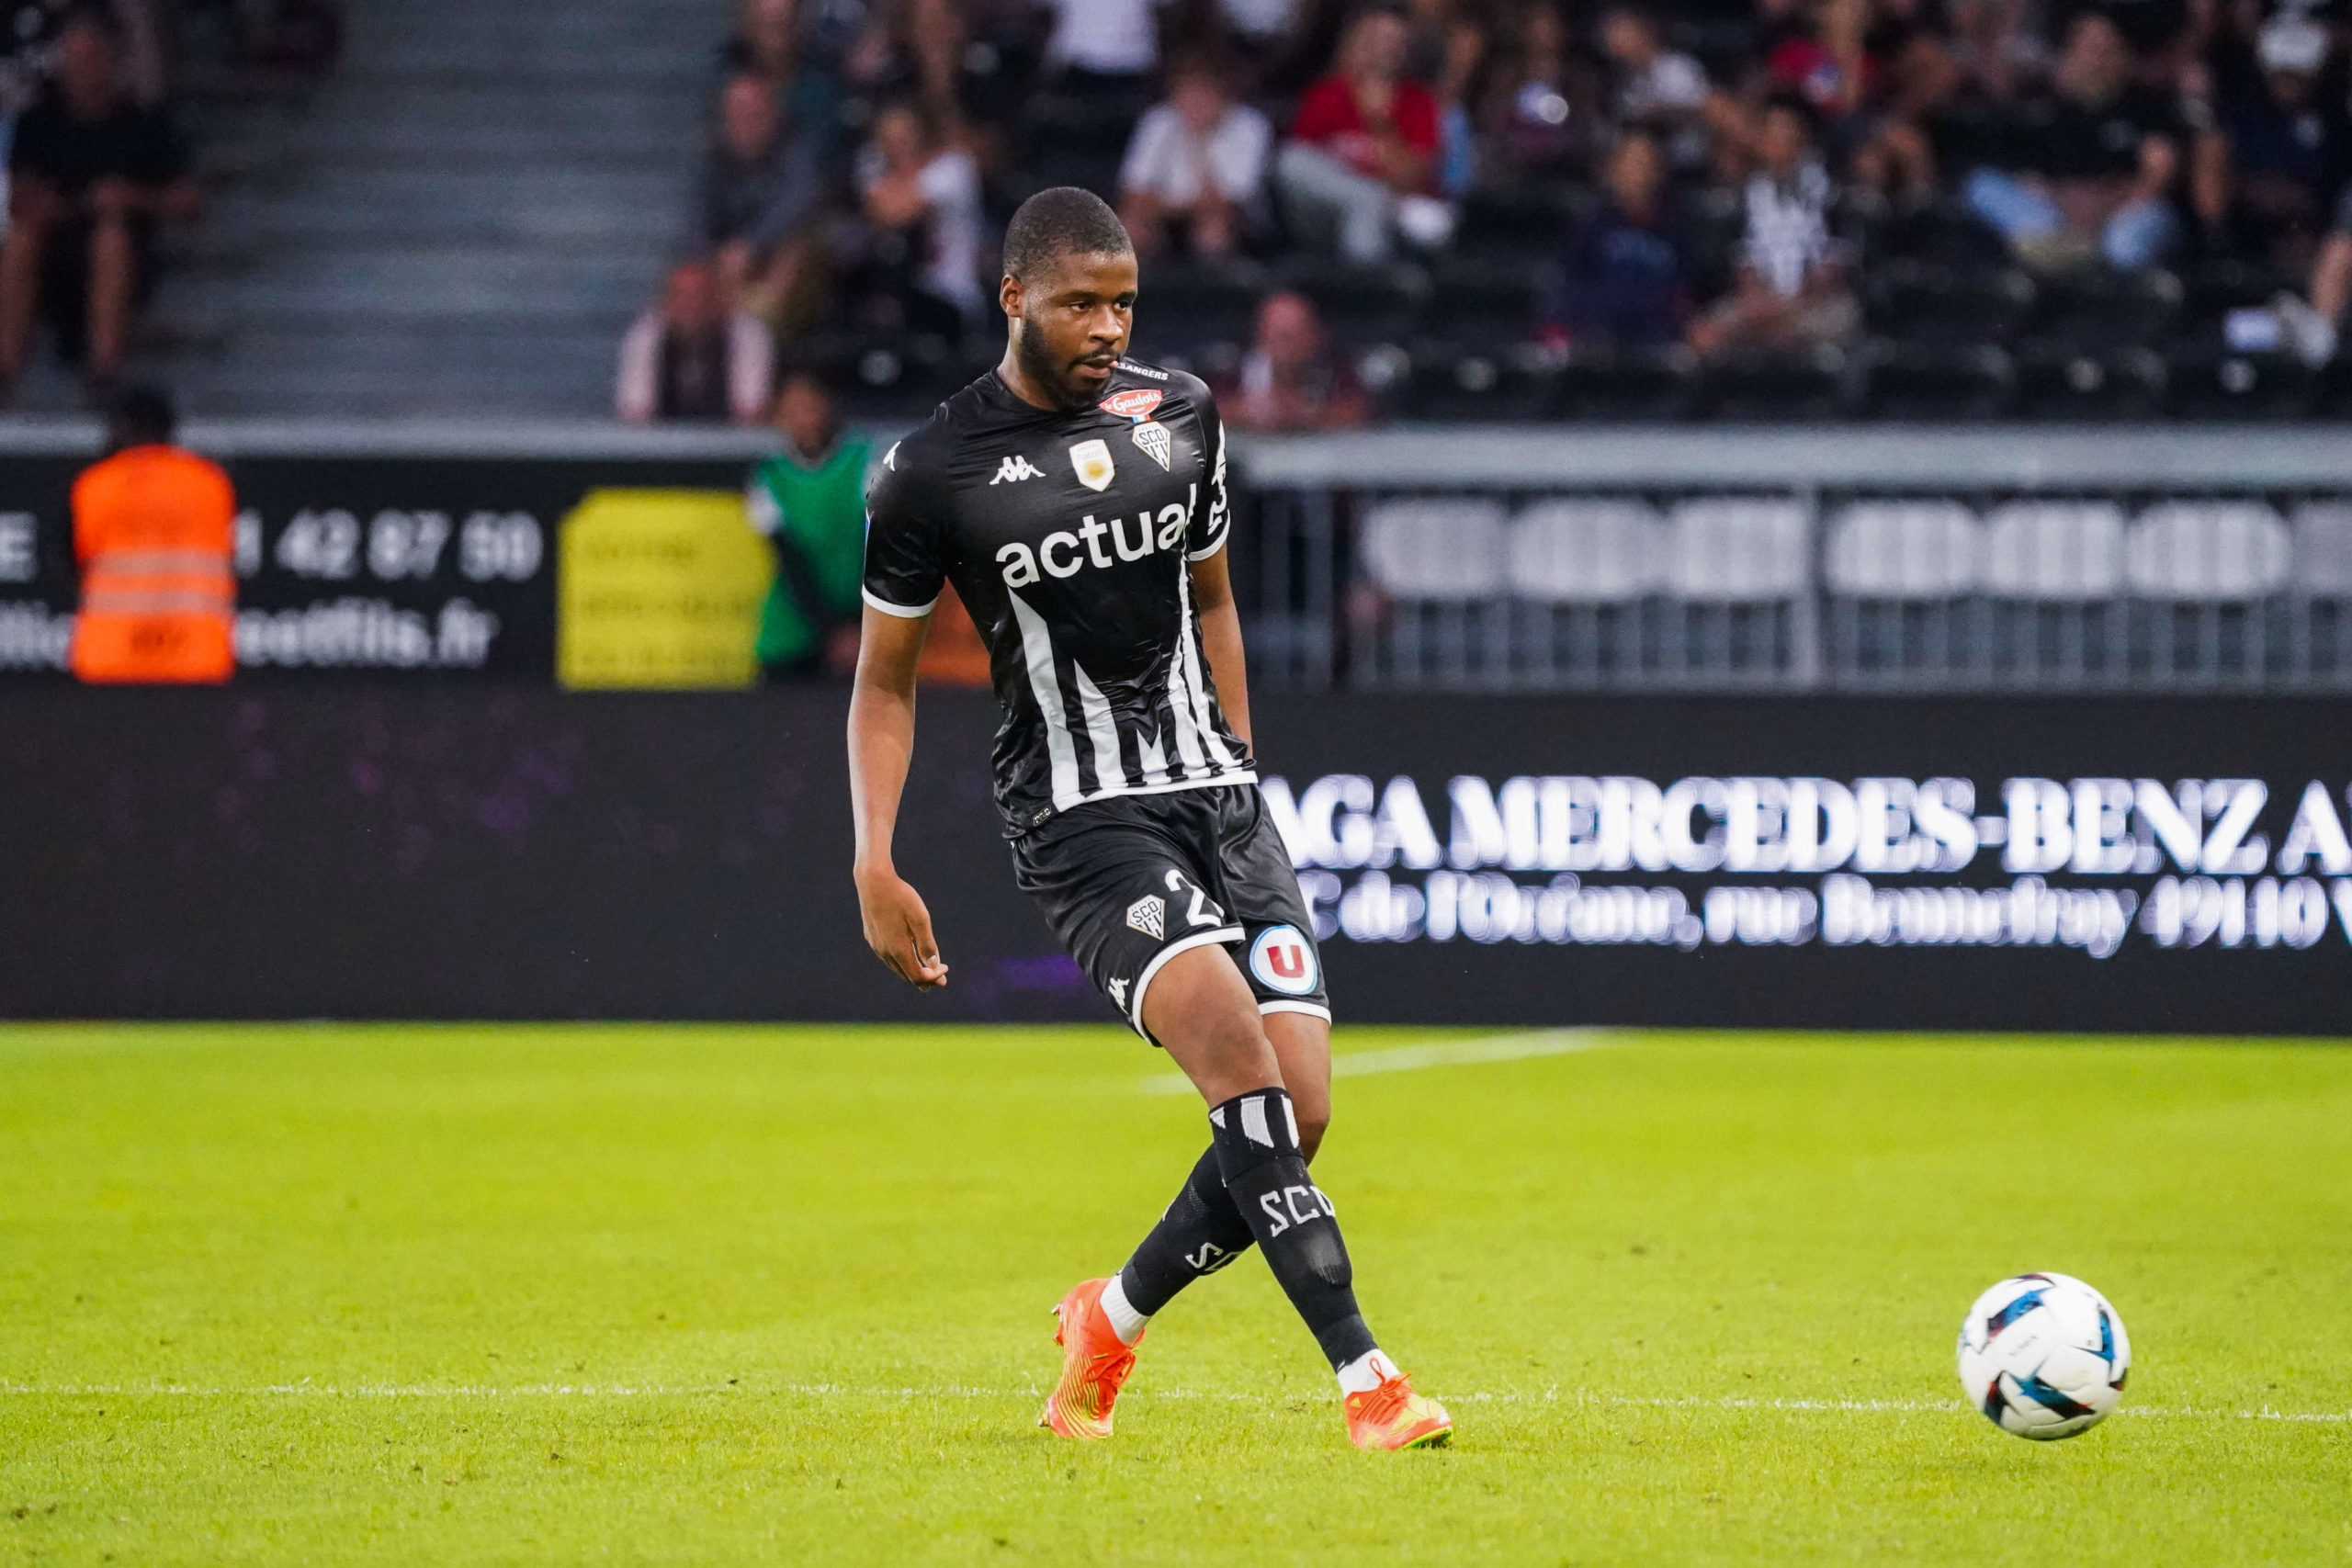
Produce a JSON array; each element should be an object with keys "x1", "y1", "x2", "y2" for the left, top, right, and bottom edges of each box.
[
  {"x1": 1742, "y1": 162, "x2": 1834, "y2": 297},
  {"x1": 915, "y1": 147, "x2": 985, "y2": 315},
  {"x1": 614, "y1": 309, "x2": 773, "y2": 425},
  {"x1": 1045, "y1": 0, "x2": 1161, "y2": 76},
  {"x1": 1216, "y1": 0, "x2": 1298, "y2": 39},
  {"x1": 1119, "y1": 99, "x2": 1270, "y2": 207},
  {"x1": 1617, "y1": 50, "x2": 1710, "y2": 119}
]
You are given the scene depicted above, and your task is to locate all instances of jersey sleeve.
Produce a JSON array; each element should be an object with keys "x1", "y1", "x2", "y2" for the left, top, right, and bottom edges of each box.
[
  {"x1": 1186, "y1": 383, "x2": 1232, "y2": 562},
  {"x1": 860, "y1": 438, "x2": 946, "y2": 617}
]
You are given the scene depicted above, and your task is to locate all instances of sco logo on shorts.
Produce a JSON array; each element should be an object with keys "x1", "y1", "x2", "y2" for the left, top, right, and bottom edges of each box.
[{"x1": 1249, "y1": 925, "x2": 1318, "y2": 997}]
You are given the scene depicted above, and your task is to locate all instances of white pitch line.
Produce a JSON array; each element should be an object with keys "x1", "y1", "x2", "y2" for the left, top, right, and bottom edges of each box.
[
  {"x1": 1140, "y1": 1028, "x2": 1615, "y2": 1095},
  {"x1": 1, "y1": 1382, "x2": 2341, "y2": 1424}
]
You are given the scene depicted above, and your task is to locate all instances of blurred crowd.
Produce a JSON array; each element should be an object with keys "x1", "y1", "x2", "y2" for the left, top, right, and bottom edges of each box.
[
  {"x1": 0, "y1": 0, "x2": 339, "y2": 404},
  {"x1": 638, "y1": 0, "x2": 2352, "y2": 425}
]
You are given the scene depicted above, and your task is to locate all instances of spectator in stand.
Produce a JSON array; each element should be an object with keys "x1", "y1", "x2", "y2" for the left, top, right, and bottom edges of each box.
[
  {"x1": 848, "y1": 96, "x2": 985, "y2": 337},
  {"x1": 1480, "y1": 1, "x2": 1600, "y2": 187},
  {"x1": 747, "y1": 369, "x2": 869, "y2": 681},
  {"x1": 1688, "y1": 95, "x2": 1859, "y2": 355},
  {"x1": 1766, "y1": 0, "x2": 1878, "y2": 130},
  {"x1": 1598, "y1": 4, "x2": 1718, "y2": 171},
  {"x1": 1040, "y1": 0, "x2": 1161, "y2": 100},
  {"x1": 1543, "y1": 130, "x2": 1694, "y2": 346},
  {"x1": 1962, "y1": 11, "x2": 2183, "y2": 271},
  {"x1": 699, "y1": 71, "x2": 831, "y2": 328},
  {"x1": 1277, "y1": 6, "x2": 1454, "y2": 264},
  {"x1": 1224, "y1": 289, "x2": 1371, "y2": 429},
  {"x1": 1401, "y1": 0, "x2": 1487, "y2": 197},
  {"x1": 2191, "y1": 14, "x2": 2349, "y2": 275},
  {"x1": 1117, "y1": 56, "x2": 1271, "y2": 260},
  {"x1": 0, "y1": 11, "x2": 196, "y2": 400},
  {"x1": 616, "y1": 258, "x2": 775, "y2": 425}
]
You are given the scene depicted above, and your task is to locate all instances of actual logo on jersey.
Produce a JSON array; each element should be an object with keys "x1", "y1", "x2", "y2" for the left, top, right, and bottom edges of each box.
[
  {"x1": 1125, "y1": 895, "x2": 1166, "y2": 941},
  {"x1": 1102, "y1": 387, "x2": 1164, "y2": 422},
  {"x1": 990, "y1": 454, "x2": 1045, "y2": 485},
  {"x1": 1131, "y1": 420, "x2": 1172, "y2": 471},
  {"x1": 1249, "y1": 925, "x2": 1318, "y2": 997},
  {"x1": 1106, "y1": 976, "x2": 1129, "y2": 1010},
  {"x1": 1069, "y1": 438, "x2": 1115, "y2": 492}
]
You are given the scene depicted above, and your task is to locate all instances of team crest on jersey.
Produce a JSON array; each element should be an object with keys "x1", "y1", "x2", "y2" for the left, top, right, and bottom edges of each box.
[
  {"x1": 1069, "y1": 438, "x2": 1115, "y2": 491},
  {"x1": 1249, "y1": 925, "x2": 1318, "y2": 997},
  {"x1": 1102, "y1": 388, "x2": 1164, "y2": 422},
  {"x1": 1125, "y1": 895, "x2": 1166, "y2": 940},
  {"x1": 1131, "y1": 420, "x2": 1172, "y2": 471}
]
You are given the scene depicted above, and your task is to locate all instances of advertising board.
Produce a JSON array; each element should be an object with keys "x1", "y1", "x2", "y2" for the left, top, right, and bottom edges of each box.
[{"x1": 0, "y1": 687, "x2": 2341, "y2": 1033}]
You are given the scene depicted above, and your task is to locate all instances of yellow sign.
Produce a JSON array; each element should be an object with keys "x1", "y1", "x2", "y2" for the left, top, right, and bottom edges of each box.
[{"x1": 558, "y1": 489, "x2": 774, "y2": 690}]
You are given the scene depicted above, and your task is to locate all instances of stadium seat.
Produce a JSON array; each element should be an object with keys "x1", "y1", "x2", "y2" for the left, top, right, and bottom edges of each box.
[
  {"x1": 2310, "y1": 353, "x2": 2352, "y2": 419},
  {"x1": 1702, "y1": 346, "x2": 1852, "y2": 420},
  {"x1": 2124, "y1": 502, "x2": 2291, "y2": 599},
  {"x1": 1507, "y1": 499, "x2": 1667, "y2": 601},
  {"x1": 1866, "y1": 260, "x2": 2035, "y2": 345},
  {"x1": 1452, "y1": 183, "x2": 1589, "y2": 265},
  {"x1": 2291, "y1": 502, "x2": 2352, "y2": 593},
  {"x1": 1824, "y1": 501, "x2": 1984, "y2": 597},
  {"x1": 1982, "y1": 501, "x2": 2127, "y2": 599},
  {"x1": 1553, "y1": 344, "x2": 1701, "y2": 419},
  {"x1": 1423, "y1": 259, "x2": 1543, "y2": 348},
  {"x1": 1856, "y1": 343, "x2": 2013, "y2": 419},
  {"x1": 1397, "y1": 344, "x2": 1558, "y2": 422},
  {"x1": 1880, "y1": 197, "x2": 2011, "y2": 268},
  {"x1": 2165, "y1": 347, "x2": 2315, "y2": 419},
  {"x1": 2178, "y1": 256, "x2": 2294, "y2": 321},
  {"x1": 1131, "y1": 260, "x2": 1267, "y2": 357},
  {"x1": 1285, "y1": 261, "x2": 1432, "y2": 347},
  {"x1": 2029, "y1": 267, "x2": 2182, "y2": 346},
  {"x1": 1665, "y1": 497, "x2": 1810, "y2": 600},
  {"x1": 1358, "y1": 498, "x2": 1510, "y2": 599},
  {"x1": 2012, "y1": 343, "x2": 2166, "y2": 421}
]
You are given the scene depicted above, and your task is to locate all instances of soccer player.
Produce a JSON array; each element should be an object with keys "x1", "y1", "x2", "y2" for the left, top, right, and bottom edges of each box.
[{"x1": 846, "y1": 187, "x2": 1451, "y2": 1451}]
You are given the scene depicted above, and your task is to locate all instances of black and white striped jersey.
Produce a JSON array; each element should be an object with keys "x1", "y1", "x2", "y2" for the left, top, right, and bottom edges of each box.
[{"x1": 863, "y1": 360, "x2": 1254, "y2": 838}]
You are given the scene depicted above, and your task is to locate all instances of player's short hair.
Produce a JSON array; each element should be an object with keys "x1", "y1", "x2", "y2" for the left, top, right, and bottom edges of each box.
[
  {"x1": 106, "y1": 383, "x2": 176, "y2": 446},
  {"x1": 1001, "y1": 187, "x2": 1133, "y2": 286}
]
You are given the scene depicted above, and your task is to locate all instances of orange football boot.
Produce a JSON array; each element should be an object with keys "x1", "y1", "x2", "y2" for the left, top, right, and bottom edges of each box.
[
  {"x1": 1345, "y1": 1371, "x2": 1453, "y2": 1450},
  {"x1": 1037, "y1": 1278, "x2": 1141, "y2": 1439}
]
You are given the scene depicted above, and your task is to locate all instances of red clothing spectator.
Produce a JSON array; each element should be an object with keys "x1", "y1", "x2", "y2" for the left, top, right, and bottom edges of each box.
[{"x1": 1289, "y1": 72, "x2": 1441, "y2": 191}]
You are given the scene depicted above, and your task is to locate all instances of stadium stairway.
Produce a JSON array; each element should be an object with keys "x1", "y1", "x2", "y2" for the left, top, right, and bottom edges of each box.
[{"x1": 132, "y1": 0, "x2": 729, "y2": 417}]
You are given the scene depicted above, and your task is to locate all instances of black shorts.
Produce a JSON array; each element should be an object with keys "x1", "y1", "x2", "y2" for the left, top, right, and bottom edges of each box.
[{"x1": 1012, "y1": 784, "x2": 1331, "y2": 1043}]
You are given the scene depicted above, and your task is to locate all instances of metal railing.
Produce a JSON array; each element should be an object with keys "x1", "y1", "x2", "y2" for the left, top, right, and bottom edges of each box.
[{"x1": 1233, "y1": 427, "x2": 2352, "y2": 693}]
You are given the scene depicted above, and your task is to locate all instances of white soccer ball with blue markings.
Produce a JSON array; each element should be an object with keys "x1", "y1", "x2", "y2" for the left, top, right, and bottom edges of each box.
[{"x1": 1957, "y1": 1273, "x2": 2131, "y2": 1440}]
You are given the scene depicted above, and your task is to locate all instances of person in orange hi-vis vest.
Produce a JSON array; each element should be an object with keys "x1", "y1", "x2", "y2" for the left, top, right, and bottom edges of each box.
[{"x1": 69, "y1": 384, "x2": 237, "y2": 684}]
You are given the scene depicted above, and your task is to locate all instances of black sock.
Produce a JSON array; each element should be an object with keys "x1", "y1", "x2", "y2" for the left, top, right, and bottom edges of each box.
[
  {"x1": 1117, "y1": 1145, "x2": 1259, "y2": 1317},
  {"x1": 1208, "y1": 1088, "x2": 1379, "y2": 1371}
]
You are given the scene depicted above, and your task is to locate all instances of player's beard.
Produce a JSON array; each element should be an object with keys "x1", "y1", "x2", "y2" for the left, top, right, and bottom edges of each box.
[{"x1": 1014, "y1": 314, "x2": 1106, "y2": 414}]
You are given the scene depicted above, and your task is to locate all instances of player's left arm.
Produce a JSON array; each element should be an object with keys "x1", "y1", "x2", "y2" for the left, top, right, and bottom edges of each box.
[{"x1": 1190, "y1": 546, "x2": 1250, "y2": 750}]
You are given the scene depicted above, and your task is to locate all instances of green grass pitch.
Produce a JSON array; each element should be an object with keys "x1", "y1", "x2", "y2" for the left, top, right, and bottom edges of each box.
[{"x1": 3, "y1": 1024, "x2": 2348, "y2": 1565}]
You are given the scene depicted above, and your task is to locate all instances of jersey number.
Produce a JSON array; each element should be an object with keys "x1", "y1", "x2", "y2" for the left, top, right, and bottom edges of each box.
[{"x1": 1164, "y1": 868, "x2": 1226, "y2": 929}]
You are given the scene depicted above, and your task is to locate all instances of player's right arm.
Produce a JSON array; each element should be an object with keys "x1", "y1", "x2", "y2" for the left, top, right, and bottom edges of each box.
[
  {"x1": 847, "y1": 437, "x2": 951, "y2": 989},
  {"x1": 848, "y1": 604, "x2": 948, "y2": 989}
]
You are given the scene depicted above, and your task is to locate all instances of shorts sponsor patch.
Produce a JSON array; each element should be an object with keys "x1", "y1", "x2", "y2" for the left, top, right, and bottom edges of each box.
[
  {"x1": 1126, "y1": 895, "x2": 1166, "y2": 940},
  {"x1": 1249, "y1": 925, "x2": 1317, "y2": 997}
]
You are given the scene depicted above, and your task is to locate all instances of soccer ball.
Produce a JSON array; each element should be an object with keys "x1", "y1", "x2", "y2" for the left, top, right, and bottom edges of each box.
[{"x1": 1956, "y1": 1273, "x2": 2131, "y2": 1440}]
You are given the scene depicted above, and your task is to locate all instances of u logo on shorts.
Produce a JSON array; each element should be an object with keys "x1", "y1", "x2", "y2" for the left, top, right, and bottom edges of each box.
[{"x1": 1249, "y1": 925, "x2": 1318, "y2": 997}]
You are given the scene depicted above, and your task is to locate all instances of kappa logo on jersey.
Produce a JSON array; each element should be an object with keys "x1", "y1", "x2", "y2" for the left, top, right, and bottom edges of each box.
[
  {"x1": 1131, "y1": 420, "x2": 1172, "y2": 471},
  {"x1": 1069, "y1": 438, "x2": 1115, "y2": 492},
  {"x1": 1250, "y1": 925, "x2": 1318, "y2": 997},
  {"x1": 1106, "y1": 976, "x2": 1129, "y2": 1009},
  {"x1": 990, "y1": 454, "x2": 1046, "y2": 485},
  {"x1": 1101, "y1": 387, "x2": 1164, "y2": 422},
  {"x1": 1125, "y1": 895, "x2": 1166, "y2": 940}
]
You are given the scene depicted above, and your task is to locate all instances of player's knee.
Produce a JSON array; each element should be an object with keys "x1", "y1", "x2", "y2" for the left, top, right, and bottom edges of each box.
[{"x1": 1295, "y1": 1106, "x2": 1329, "y2": 1163}]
